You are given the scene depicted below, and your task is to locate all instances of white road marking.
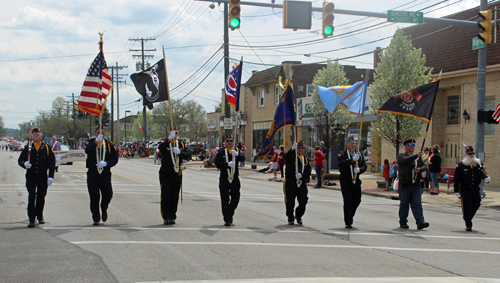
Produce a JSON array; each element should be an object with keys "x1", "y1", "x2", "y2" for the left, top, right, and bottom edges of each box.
[
  {"x1": 69, "y1": 240, "x2": 500, "y2": 255},
  {"x1": 43, "y1": 226, "x2": 500, "y2": 241},
  {"x1": 137, "y1": 277, "x2": 500, "y2": 283}
]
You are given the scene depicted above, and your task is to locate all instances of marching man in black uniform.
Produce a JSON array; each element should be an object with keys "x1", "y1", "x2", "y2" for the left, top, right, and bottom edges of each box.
[
  {"x1": 84, "y1": 125, "x2": 119, "y2": 225},
  {"x1": 18, "y1": 127, "x2": 55, "y2": 228},
  {"x1": 454, "y1": 146, "x2": 490, "y2": 231},
  {"x1": 284, "y1": 140, "x2": 311, "y2": 225},
  {"x1": 158, "y1": 128, "x2": 190, "y2": 225},
  {"x1": 337, "y1": 136, "x2": 367, "y2": 229},
  {"x1": 214, "y1": 133, "x2": 245, "y2": 226}
]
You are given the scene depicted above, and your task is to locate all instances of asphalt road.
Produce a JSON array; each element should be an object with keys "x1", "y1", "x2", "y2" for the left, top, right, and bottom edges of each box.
[{"x1": 1, "y1": 150, "x2": 500, "y2": 283}]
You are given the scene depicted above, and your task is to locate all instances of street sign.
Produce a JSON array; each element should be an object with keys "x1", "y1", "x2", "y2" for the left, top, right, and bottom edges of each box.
[
  {"x1": 387, "y1": 10, "x2": 423, "y2": 24},
  {"x1": 147, "y1": 130, "x2": 155, "y2": 133},
  {"x1": 472, "y1": 37, "x2": 484, "y2": 50},
  {"x1": 224, "y1": 118, "x2": 233, "y2": 129}
]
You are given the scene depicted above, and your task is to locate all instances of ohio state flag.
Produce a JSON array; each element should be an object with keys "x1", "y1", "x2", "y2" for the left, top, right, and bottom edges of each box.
[{"x1": 225, "y1": 60, "x2": 243, "y2": 112}]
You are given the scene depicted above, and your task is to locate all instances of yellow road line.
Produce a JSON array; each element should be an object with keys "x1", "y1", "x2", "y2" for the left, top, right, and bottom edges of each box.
[{"x1": 113, "y1": 171, "x2": 157, "y2": 186}]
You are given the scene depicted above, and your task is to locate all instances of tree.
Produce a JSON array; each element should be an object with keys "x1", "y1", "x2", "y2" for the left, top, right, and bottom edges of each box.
[
  {"x1": 0, "y1": 116, "x2": 6, "y2": 137},
  {"x1": 214, "y1": 102, "x2": 222, "y2": 113},
  {"x1": 370, "y1": 28, "x2": 433, "y2": 158},
  {"x1": 152, "y1": 99, "x2": 207, "y2": 142},
  {"x1": 310, "y1": 59, "x2": 353, "y2": 159}
]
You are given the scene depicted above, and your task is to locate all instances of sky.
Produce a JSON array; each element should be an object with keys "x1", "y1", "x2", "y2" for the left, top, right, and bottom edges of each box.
[{"x1": 0, "y1": 0, "x2": 482, "y2": 129}]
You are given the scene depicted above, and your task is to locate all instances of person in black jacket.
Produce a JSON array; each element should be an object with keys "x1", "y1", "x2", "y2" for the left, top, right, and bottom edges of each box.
[
  {"x1": 428, "y1": 147, "x2": 442, "y2": 195},
  {"x1": 284, "y1": 140, "x2": 311, "y2": 225},
  {"x1": 158, "y1": 129, "x2": 191, "y2": 225},
  {"x1": 397, "y1": 138, "x2": 429, "y2": 230},
  {"x1": 214, "y1": 133, "x2": 245, "y2": 226},
  {"x1": 337, "y1": 136, "x2": 367, "y2": 228},
  {"x1": 84, "y1": 125, "x2": 119, "y2": 226},
  {"x1": 18, "y1": 127, "x2": 55, "y2": 228},
  {"x1": 454, "y1": 146, "x2": 490, "y2": 231}
]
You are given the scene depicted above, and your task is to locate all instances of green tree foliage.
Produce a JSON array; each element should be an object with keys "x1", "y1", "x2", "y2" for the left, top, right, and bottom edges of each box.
[
  {"x1": 0, "y1": 116, "x2": 6, "y2": 137},
  {"x1": 151, "y1": 99, "x2": 207, "y2": 142},
  {"x1": 370, "y1": 29, "x2": 433, "y2": 157},
  {"x1": 310, "y1": 59, "x2": 353, "y2": 152}
]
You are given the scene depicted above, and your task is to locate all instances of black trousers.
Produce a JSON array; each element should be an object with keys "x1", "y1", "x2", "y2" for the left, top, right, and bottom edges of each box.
[
  {"x1": 219, "y1": 177, "x2": 240, "y2": 222},
  {"x1": 26, "y1": 175, "x2": 48, "y2": 222},
  {"x1": 159, "y1": 173, "x2": 182, "y2": 221},
  {"x1": 283, "y1": 180, "x2": 308, "y2": 222},
  {"x1": 279, "y1": 163, "x2": 285, "y2": 178},
  {"x1": 87, "y1": 171, "x2": 113, "y2": 223},
  {"x1": 460, "y1": 187, "x2": 481, "y2": 227},
  {"x1": 340, "y1": 179, "x2": 362, "y2": 225}
]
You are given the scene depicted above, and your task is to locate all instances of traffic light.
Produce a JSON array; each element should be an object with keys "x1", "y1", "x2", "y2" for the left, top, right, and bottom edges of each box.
[
  {"x1": 229, "y1": 0, "x2": 241, "y2": 30},
  {"x1": 477, "y1": 109, "x2": 499, "y2": 124},
  {"x1": 478, "y1": 10, "x2": 492, "y2": 44},
  {"x1": 322, "y1": 2, "x2": 334, "y2": 38}
]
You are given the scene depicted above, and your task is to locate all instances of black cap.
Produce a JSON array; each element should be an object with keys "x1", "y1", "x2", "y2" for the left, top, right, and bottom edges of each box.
[
  {"x1": 32, "y1": 127, "x2": 41, "y2": 133},
  {"x1": 465, "y1": 146, "x2": 474, "y2": 153},
  {"x1": 297, "y1": 140, "x2": 305, "y2": 148},
  {"x1": 403, "y1": 138, "x2": 416, "y2": 145},
  {"x1": 95, "y1": 124, "x2": 105, "y2": 131},
  {"x1": 225, "y1": 133, "x2": 234, "y2": 139}
]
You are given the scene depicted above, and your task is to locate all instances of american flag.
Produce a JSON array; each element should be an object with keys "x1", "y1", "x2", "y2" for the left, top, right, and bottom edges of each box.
[
  {"x1": 76, "y1": 51, "x2": 112, "y2": 116},
  {"x1": 492, "y1": 102, "x2": 500, "y2": 123}
]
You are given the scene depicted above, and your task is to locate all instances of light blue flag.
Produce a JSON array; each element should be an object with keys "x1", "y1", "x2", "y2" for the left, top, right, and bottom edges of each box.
[
  {"x1": 317, "y1": 81, "x2": 365, "y2": 115},
  {"x1": 341, "y1": 71, "x2": 369, "y2": 116}
]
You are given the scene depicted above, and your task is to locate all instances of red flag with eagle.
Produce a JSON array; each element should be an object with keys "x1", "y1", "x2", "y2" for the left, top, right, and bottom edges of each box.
[
  {"x1": 377, "y1": 79, "x2": 440, "y2": 122},
  {"x1": 76, "y1": 40, "x2": 112, "y2": 117},
  {"x1": 138, "y1": 121, "x2": 144, "y2": 132},
  {"x1": 225, "y1": 60, "x2": 243, "y2": 112}
]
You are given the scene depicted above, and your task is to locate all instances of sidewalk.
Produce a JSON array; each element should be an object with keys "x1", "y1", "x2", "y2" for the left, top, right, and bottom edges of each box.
[{"x1": 185, "y1": 160, "x2": 500, "y2": 209}]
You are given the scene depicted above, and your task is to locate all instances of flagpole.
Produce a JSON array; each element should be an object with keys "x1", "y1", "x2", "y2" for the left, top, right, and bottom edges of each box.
[
  {"x1": 162, "y1": 46, "x2": 174, "y2": 131},
  {"x1": 97, "y1": 32, "x2": 105, "y2": 174},
  {"x1": 353, "y1": 70, "x2": 369, "y2": 181}
]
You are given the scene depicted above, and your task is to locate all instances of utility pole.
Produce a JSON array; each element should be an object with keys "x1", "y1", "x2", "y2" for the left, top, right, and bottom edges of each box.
[
  {"x1": 224, "y1": 1, "x2": 231, "y2": 141},
  {"x1": 129, "y1": 37, "x2": 156, "y2": 143},
  {"x1": 72, "y1": 93, "x2": 76, "y2": 148},
  {"x1": 108, "y1": 63, "x2": 127, "y2": 143}
]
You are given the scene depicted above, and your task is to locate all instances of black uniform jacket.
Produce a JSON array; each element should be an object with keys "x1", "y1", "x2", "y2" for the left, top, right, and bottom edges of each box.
[
  {"x1": 337, "y1": 150, "x2": 367, "y2": 182},
  {"x1": 215, "y1": 147, "x2": 245, "y2": 179},
  {"x1": 18, "y1": 142, "x2": 55, "y2": 178},
  {"x1": 454, "y1": 162, "x2": 483, "y2": 193},
  {"x1": 397, "y1": 152, "x2": 427, "y2": 187},
  {"x1": 158, "y1": 139, "x2": 190, "y2": 175},
  {"x1": 284, "y1": 149, "x2": 311, "y2": 183},
  {"x1": 85, "y1": 139, "x2": 119, "y2": 174}
]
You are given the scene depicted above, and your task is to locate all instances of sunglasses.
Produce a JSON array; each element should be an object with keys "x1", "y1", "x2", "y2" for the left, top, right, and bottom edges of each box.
[
  {"x1": 226, "y1": 139, "x2": 234, "y2": 142},
  {"x1": 467, "y1": 152, "x2": 475, "y2": 155},
  {"x1": 406, "y1": 143, "x2": 415, "y2": 147}
]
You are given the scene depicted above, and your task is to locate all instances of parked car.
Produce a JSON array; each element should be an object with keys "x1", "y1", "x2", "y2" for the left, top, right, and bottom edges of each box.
[
  {"x1": 189, "y1": 142, "x2": 204, "y2": 154},
  {"x1": 54, "y1": 145, "x2": 86, "y2": 166}
]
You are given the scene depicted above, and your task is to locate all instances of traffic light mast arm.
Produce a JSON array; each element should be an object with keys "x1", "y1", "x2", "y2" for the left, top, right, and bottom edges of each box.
[{"x1": 195, "y1": 0, "x2": 478, "y2": 29}]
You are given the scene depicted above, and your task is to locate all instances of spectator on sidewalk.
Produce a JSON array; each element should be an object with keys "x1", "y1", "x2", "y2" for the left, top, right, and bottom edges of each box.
[
  {"x1": 253, "y1": 143, "x2": 261, "y2": 162},
  {"x1": 382, "y1": 159, "x2": 390, "y2": 191},
  {"x1": 428, "y1": 147, "x2": 441, "y2": 195},
  {"x1": 278, "y1": 145, "x2": 286, "y2": 178},
  {"x1": 271, "y1": 146, "x2": 279, "y2": 179},
  {"x1": 313, "y1": 146, "x2": 325, "y2": 188}
]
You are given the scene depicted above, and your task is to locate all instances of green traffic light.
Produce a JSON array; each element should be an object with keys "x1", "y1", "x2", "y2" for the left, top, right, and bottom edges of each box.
[
  {"x1": 324, "y1": 26, "x2": 333, "y2": 36},
  {"x1": 230, "y1": 18, "x2": 240, "y2": 28}
]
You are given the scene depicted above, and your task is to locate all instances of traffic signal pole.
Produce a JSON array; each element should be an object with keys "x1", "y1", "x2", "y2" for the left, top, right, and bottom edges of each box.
[
  {"x1": 224, "y1": 2, "x2": 231, "y2": 140},
  {"x1": 476, "y1": 0, "x2": 488, "y2": 162}
]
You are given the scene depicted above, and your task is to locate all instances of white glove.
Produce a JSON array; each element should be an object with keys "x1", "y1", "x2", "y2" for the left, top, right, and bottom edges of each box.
[
  {"x1": 47, "y1": 177, "x2": 54, "y2": 186},
  {"x1": 228, "y1": 161, "x2": 235, "y2": 168},
  {"x1": 292, "y1": 143, "x2": 297, "y2": 150},
  {"x1": 485, "y1": 176, "x2": 491, "y2": 183},
  {"x1": 231, "y1": 149, "x2": 239, "y2": 156},
  {"x1": 354, "y1": 167, "x2": 360, "y2": 173},
  {"x1": 295, "y1": 173, "x2": 302, "y2": 180},
  {"x1": 96, "y1": 161, "x2": 107, "y2": 168},
  {"x1": 454, "y1": 192, "x2": 460, "y2": 197},
  {"x1": 24, "y1": 161, "x2": 32, "y2": 169},
  {"x1": 169, "y1": 131, "x2": 176, "y2": 139},
  {"x1": 96, "y1": 135, "x2": 103, "y2": 142},
  {"x1": 353, "y1": 154, "x2": 360, "y2": 161},
  {"x1": 173, "y1": 147, "x2": 180, "y2": 154}
]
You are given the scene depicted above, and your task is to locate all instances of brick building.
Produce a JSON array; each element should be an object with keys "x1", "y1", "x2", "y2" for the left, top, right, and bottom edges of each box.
[{"x1": 380, "y1": 1, "x2": 500, "y2": 186}]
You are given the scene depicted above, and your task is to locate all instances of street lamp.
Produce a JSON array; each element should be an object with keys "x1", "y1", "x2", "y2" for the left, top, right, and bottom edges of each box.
[{"x1": 125, "y1": 110, "x2": 131, "y2": 144}]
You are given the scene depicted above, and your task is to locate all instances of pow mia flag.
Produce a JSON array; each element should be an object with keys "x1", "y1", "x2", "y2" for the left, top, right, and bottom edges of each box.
[{"x1": 130, "y1": 59, "x2": 168, "y2": 110}]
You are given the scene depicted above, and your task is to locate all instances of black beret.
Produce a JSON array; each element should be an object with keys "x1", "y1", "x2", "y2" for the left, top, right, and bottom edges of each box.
[
  {"x1": 465, "y1": 146, "x2": 474, "y2": 153},
  {"x1": 403, "y1": 139, "x2": 416, "y2": 145},
  {"x1": 95, "y1": 124, "x2": 105, "y2": 131},
  {"x1": 225, "y1": 133, "x2": 234, "y2": 139},
  {"x1": 32, "y1": 127, "x2": 41, "y2": 133},
  {"x1": 297, "y1": 140, "x2": 305, "y2": 148}
]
